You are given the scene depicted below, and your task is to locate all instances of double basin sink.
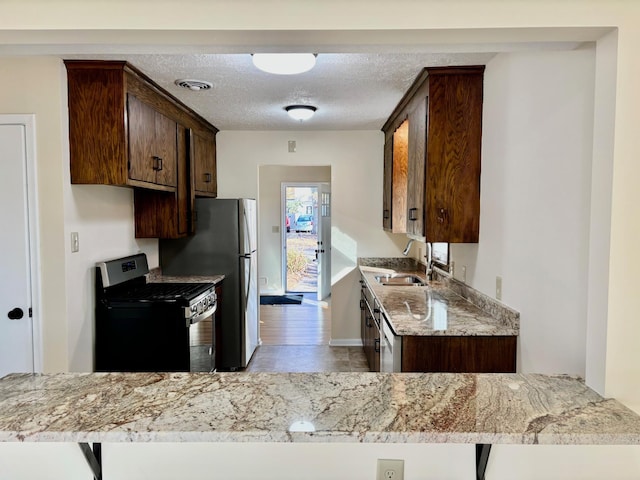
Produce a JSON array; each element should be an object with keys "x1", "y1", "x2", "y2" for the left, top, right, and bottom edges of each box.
[{"x1": 374, "y1": 273, "x2": 426, "y2": 287}]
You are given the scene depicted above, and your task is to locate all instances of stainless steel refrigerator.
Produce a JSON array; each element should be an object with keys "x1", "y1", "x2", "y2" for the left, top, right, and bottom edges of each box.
[{"x1": 159, "y1": 198, "x2": 259, "y2": 370}]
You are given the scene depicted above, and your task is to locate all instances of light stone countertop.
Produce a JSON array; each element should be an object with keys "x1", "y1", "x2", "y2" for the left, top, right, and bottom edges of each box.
[
  {"x1": 147, "y1": 268, "x2": 225, "y2": 286},
  {"x1": 0, "y1": 372, "x2": 638, "y2": 445},
  {"x1": 360, "y1": 267, "x2": 518, "y2": 337}
]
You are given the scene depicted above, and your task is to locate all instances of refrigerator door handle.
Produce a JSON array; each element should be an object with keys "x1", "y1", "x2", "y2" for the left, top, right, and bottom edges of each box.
[
  {"x1": 241, "y1": 204, "x2": 250, "y2": 255},
  {"x1": 241, "y1": 199, "x2": 257, "y2": 254},
  {"x1": 242, "y1": 254, "x2": 250, "y2": 310}
]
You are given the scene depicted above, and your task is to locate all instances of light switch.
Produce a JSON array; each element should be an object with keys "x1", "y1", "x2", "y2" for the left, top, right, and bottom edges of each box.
[
  {"x1": 70, "y1": 232, "x2": 79, "y2": 253},
  {"x1": 272, "y1": 225, "x2": 280, "y2": 233},
  {"x1": 288, "y1": 140, "x2": 296, "y2": 153}
]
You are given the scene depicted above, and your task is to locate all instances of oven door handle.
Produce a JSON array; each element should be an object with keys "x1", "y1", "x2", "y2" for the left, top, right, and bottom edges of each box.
[{"x1": 187, "y1": 302, "x2": 217, "y2": 327}]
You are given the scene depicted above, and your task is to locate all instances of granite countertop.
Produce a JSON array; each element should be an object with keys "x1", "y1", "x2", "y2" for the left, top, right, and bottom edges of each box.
[
  {"x1": 147, "y1": 268, "x2": 225, "y2": 286},
  {"x1": 359, "y1": 263, "x2": 519, "y2": 337},
  {"x1": 0, "y1": 372, "x2": 638, "y2": 445}
]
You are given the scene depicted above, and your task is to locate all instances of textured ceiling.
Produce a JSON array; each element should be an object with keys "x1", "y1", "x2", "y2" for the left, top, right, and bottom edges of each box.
[{"x1": 64, "y1": 52, "x2": 497, "y2": 131}]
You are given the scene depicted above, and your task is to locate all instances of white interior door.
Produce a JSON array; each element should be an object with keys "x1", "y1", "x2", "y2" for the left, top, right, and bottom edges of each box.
[
  {"x1": 0, "y1": 119, "x2": 36, "y2": 377},
  {"x1": 317, "y1": 183, "x2": 331, "y2": 301}
]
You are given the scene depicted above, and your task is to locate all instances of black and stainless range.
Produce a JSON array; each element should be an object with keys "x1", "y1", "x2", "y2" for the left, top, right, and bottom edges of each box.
[{"x1": 95, "y1": 253, "x2": 217, "y2": 372}]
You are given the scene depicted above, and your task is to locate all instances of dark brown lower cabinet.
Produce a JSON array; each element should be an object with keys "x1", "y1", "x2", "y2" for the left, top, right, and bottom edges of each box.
[{"x1": 401, "y1": 335, "x2": 517, "y2": 373}]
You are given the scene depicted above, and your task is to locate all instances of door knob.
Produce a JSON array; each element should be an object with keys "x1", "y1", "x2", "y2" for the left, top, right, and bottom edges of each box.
[{"x1": 7, "y1": 307, "x2": 24, "y2": 320}]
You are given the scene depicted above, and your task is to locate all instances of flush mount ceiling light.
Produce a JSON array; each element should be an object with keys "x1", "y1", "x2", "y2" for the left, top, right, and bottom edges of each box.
[
  {"x1": 285, "y1": 105, "x2": 317, "y2": 121},
  {"x1": 174, "y1": 79, "x2": 213, "y2": 91},
  {"x1": 252, "y1": 53, "x2": 317, "y2": 75}
]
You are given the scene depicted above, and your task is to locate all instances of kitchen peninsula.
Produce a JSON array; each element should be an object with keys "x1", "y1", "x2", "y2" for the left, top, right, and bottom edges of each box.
[{"x1": 0, "y1": 371, "x2": 639, "y2": 479}]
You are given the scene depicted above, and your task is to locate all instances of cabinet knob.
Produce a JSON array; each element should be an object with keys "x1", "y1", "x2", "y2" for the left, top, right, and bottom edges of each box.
[
  {"x1": 374, "y1": 338, "x2": 380, "y2": 353},
  {"x1": 152, "y1": 156, "x2": 163, "y2": 171},
  {"x1": 408, "y1": 207, "x2": 418, "y2": 221},
  {"x1": 204, "y1": 173, "x2": 212, "y2": 183},
  {"x1": 383, "y1": 209, "x2": 390, "y2": 219}
]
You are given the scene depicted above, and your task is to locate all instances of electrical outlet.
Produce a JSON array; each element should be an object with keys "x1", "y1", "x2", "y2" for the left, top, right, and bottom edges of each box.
[
  {"x1": 450, "y1": 260, "x2": 455, "y2": 277},
  {"x1": 496, "y1": 276, "x2": 503, "y2": 300},
  {"x1": 461, "y1": 265, "x2": 467, "y2": 283},
  {"x1": 377, "y1": 459, "x2": 404, "y2": 480}
]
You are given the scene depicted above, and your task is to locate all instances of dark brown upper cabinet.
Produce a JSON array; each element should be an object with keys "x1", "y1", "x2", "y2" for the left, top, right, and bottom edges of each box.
[
  {"x1": 191, "y1": 129, "x2": 217, "y2": 197},
  {"x1": 64, "y1": 60, "x2": 219, "y2": 238},
  {"x1": 382, "y1": 66, "x2": 484, "y2": 243},
  {"x1": 382, "y1": 119, "x2": 409, "y2": 233},
  {"x1": 127, "y1": 94, "x2": 178, "y2": 188}
]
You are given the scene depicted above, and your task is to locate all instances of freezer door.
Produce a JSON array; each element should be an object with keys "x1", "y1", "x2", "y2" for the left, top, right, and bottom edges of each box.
[
  {"x1": 240, "y1": 251, "x2": 259, "y2": 366},
  {"x1": 240, "y1": 198, "x2": 257, "y2": 255}
]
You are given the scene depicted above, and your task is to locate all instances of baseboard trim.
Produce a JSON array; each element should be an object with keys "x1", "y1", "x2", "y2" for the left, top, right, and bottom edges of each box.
[{"x1": 329, "y1": 339, "x2": 363, "y2": 347}]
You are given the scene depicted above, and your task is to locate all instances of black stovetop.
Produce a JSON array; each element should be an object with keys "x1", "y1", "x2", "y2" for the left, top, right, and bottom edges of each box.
[{"x1": 102, "y1": 281, "x2": 213, "y2": 304}]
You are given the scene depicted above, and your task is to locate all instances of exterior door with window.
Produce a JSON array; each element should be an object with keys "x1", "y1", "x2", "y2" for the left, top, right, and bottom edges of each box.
[{"x1": 317, "y1": 183, "x2": 331, "y2": 301}]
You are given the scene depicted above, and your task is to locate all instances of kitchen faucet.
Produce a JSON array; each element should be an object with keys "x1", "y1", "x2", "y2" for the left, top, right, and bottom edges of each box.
[
  {"x1": 425, "y1": 242, "x2": 433, "y2": 281},
  {"x1": 402, "y1": 238, "x2": 414, "y2": 256},
  {"x1": 403, "y1": 238, "x2": 433, "y2": 281}
]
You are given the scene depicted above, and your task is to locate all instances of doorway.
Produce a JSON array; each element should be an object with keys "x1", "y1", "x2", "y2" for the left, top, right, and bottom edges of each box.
[
  {"x1": 0, "y1": 115, "x2": 41, "y2": 376},
  {"x1": 282, "y1": 182, "x2": 331, "y2": 301},
  {"x1": 283, "y1": 184, "x2": 318, "y2": 294},
  {"x1": 256, "y1": 166, "x2": 331, "y2": 347}
]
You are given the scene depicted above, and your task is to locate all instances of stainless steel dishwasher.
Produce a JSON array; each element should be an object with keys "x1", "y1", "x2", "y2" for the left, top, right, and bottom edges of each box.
[{"x1": 381, "y1": 312, "x2": 401, "y2": 372}]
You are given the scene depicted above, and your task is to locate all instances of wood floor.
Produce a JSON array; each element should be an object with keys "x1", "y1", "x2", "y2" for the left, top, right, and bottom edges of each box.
[
  {"x1": 259, "y1": 297, "x2": 330, "y2": 345},
  {"x1": 249, "y1": 296, "x2": 368, "y2": 372}
]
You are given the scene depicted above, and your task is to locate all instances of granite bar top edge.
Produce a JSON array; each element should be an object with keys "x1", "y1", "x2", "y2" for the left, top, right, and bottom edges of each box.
[{"x1": 0, "y1": 372, "x2": 639, "y2": 446}]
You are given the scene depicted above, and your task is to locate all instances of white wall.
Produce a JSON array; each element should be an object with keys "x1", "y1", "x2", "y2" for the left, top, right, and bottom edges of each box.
[
  {"x1": 585, "y1": 29, "x2": 617, "y2": 394},
  {"x1": 258, "y1": 165, "x2": 331, "y2": 294},
  {"x1": 0, "y1": 57, "x2": 69, "y2": 372},
  {"x1": 450, "y1": 48, "x2": 596, "y2": 376},
  {"x1": 63, "y1": 185, "x2": 158, "y2": 371},
  {"x1": 0, "y1": 56, "x2": 159, "y2": 373},
  {"x1": 218, "y1": 131, "x2": 407, "y2": 342},
  {"x1": 2, "y1": 442, "x2": 640, "y2": 479}
]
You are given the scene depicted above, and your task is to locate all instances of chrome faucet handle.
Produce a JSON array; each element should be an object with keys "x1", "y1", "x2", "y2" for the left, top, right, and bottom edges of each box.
[{"x1": 424, "y1": 242, "x2": 433, "y2": 280}]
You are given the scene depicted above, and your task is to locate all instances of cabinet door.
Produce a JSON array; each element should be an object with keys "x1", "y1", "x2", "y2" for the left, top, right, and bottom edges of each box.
[
  {"x1": 392, "y1": 120, "x2": 409, "y2": 234},
  {"x1": 192, "y1": 130, "x2": 217, "y2": 196},
  {"x1": 364, "y1": 311, "x2": 372, "y2": 370},
  {"x1": 426, "y1": 72, "x2": 482, "y2": 242},
  {"x1": 406, "y1": 98, "x2": 427, "y2": 237},
  {"x1": 360, "y1": 288, "x2": 367, "y2": 346},
  {"x1": 153, "y1": 110, "x2": 178, "y2": 188},
  {"x1": 382, "y1": 136, "x2": 393, "y2": 230},
  {"x1": 128, "y1": 94, "x2": 177, "y2": 188},
  {"x1": 134, "y1": 124, "x2": 191, "y2": 239},
  {"x1": 127, "y1": 94, "x2": 157, "y2": 184},
  {"x1": 373, "y1": 321, "x2": 381, "y2": 372}
]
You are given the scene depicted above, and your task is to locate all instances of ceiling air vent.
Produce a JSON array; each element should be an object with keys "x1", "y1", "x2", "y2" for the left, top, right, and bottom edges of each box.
[{"x1": 174, "y1": 79, "x2": 213, "y2": 91}]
